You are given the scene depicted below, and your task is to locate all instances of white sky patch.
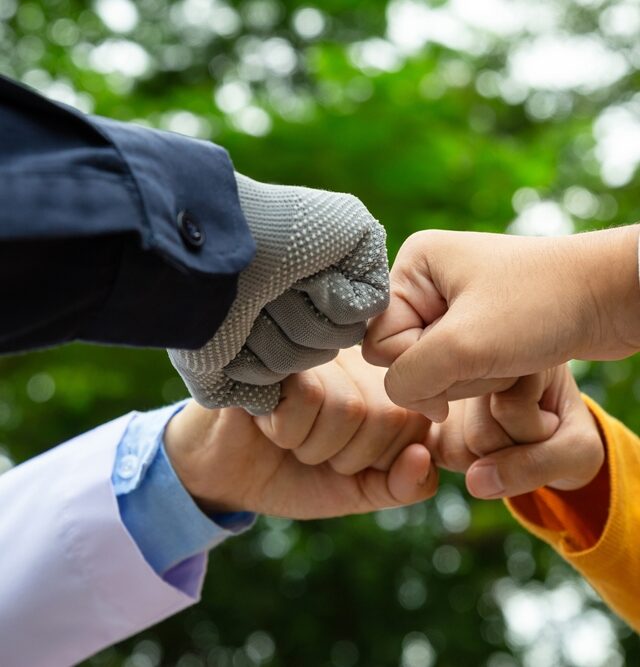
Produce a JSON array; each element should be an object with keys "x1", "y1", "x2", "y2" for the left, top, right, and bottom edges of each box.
[
  {"x1": 94, "y1": 0, "x2": 139, "y2": 33},
  {"x1": 501, "y1": 588, "x2": 549, "y2": 645},
  {"x1": 494, "y1": 579, "x2": 622, "y2": 667},
  {"x1": 386, "y1": 0, "x2": 481, "y2": 54},
  {"x1": 508, "y1": 201, "x2": 574, "y2": 236},
  {"x1": 448, "y1": 0, "x2": 559, "y2": 37},
  {"x1": 561, "y1": 610, "x2": 621, "y2": 667},
  {"x1": 387, "y1": 0, "x2": 630, "y2": 104},
  {"x1": 594, "y1": 101, "x2": 640, "y2": 186},
  {"x1": 231, "y1": 106, "x2": 272, "y2": 136},
  {"x1": 508, "y1": 34, "x2": 629, "y2": 93},
  {"x1": 386, "y1": 0, "x2": 559, "y2": 55},
  {"x1": 215, "y1": 80, "x2": 252, "y2": 113},
  {"x1": 89, "y1": 39, "x2": 151, "y2": 77},
  {"x1": 161, "y1": 110, "x2": 210, "y2": 138},
  {"x1": 401, "y1": 633, "x2": 436, "y2": 667},
  {"x1": 171, "y1": 0, "x2": 241, "y2": 37},
  {"x1": 563, "y1": 186, "x2": 600, "y2": 219},
  {"x1": 574, "y1": 0, "x2": 607, "y2": 7},
  {"x1": 600, "y1": 2, "x2": 640, "y2": 38},
  {"x1": 292, "y1": 7, "x2": 325, "y2": 40},
  {"x1": 20, "y1": 72, "x2": 95, "y2": 112},
  {"x1": 208, "y1": 5, "x2": 241, "y2": 36},
  {"x1": 261, "y1": 37, "x2": 297, "y2": 76},
  {"x1": 349, "y1": 38, "x2": 404, "y2": 73}
]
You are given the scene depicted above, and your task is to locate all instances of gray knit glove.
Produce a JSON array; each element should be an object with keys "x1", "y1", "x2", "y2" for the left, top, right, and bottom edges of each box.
[{"x1": 168, "y1": 173, "x2": 389, "y2": 415}]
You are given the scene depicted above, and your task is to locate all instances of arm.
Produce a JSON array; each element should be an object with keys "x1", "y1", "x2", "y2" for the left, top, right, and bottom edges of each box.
[
  {"x1": 1, "y1": 75, "x2": 390, "y2": 416},
  {"x1": 0, "y1": 74, "x2": 254, "y2": 352},
  {"x1": 0, "y1": 415, "x2": 206, "y2": 667},
  {"x1": 0, "y1": 348, "x2": 437, "y2": 666},
  {"x1": 427, "y1": 366, "x2": 640, "y2": 630},
  {"x1": 505, "y1": 397, "x2": 640, "y2": 631}
]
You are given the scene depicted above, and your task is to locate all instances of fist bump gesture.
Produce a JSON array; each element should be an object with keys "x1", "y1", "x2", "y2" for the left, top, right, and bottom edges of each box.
[{"x1": 165, "y1": 346, "x2": 437, "y2": 519}]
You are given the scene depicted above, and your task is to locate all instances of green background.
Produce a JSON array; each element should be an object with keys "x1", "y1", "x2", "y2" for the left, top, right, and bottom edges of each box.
[{"x1": 1, "y1": 0, "x2": 640, "y2": 665}]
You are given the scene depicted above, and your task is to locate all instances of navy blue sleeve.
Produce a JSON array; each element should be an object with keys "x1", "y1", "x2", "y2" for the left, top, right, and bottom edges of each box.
[{"x1": 0, "y1": 75, "x2": 255, "y2": 352}]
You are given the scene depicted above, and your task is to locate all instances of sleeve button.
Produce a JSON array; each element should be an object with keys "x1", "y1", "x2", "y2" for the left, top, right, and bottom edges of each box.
[
  {"x1": 117, "y1": 454, "x2": 139, "y2": 480},
  {"x1": 177, "y1": 210, "x2": 205, "y2": 249}
]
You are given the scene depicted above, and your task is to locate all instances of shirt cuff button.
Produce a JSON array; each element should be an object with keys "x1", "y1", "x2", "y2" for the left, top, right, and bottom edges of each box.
[
  {"x1": 177, "y1": 210, "x2": 205, "y2": 250},
  {"x1": 117, "y1": 454, "x2": 139, "y2": 480}
]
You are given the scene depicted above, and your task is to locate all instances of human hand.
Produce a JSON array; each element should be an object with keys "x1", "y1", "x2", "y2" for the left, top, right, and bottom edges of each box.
[
  {"x1": 169, "y1": 174, "x2": 389, "y2": 416},
  {"x1": 364, "y1": 227, "x2": 640, "y2": 422},
  {"x1": 164, "y1": 347, "x2": 437, "y2": 519},
  {"x1": 425, "y1": 364, "x2": 604, "y2": 499}
]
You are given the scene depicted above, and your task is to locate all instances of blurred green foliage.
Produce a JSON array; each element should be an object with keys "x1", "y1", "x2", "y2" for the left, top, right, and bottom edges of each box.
[{"x1": 2, "y1": 0, "x2": 640, "y2": 665}]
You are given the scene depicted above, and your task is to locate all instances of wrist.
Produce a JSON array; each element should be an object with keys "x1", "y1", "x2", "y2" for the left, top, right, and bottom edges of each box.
[
  {"x1": 163, "y1": 402, "x2": 245, "y2": 515},
  {"x1": 565, "y1": 225, "x2": 640, "y2": 360}
]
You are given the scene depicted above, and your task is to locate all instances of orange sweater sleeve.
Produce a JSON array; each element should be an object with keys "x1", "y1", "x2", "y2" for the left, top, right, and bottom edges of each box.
[{"x1": 505, "y1": 395, "x2": 640, "y2": 631}]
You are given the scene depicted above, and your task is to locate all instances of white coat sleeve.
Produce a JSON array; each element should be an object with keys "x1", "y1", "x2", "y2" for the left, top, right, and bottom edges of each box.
[{"x1": 0, "y1": 414, "x2": 207, "y2": 667}]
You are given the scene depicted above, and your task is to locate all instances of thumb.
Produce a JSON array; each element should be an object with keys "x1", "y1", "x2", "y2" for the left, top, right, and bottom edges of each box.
[
  {"x1": 363, "y1": 237, "x2": 448, "y2": 368},
  {"x1": 382, "y1": 303, "x2": 471, "y2": 422},
  {"x1": 465, "y1": 426, "x2": 602, "y2": 499},
  {"x1": 356, "y1": 444, "x2": 438, "y2": 509}
]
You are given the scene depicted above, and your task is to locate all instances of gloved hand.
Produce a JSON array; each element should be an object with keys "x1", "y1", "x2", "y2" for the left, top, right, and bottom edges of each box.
[{"x1": 168, "y1": 173, "x2": 389, "y2": 415}]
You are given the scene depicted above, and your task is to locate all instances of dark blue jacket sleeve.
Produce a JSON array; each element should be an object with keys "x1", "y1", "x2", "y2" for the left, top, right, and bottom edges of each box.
[{"x1": 0, "y1": 75, "x2": 255, "y2": 352}]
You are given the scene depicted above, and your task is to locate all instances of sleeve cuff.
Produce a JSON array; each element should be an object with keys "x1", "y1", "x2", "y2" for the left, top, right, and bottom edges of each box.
[
  {"x1": 0, "y1": 76, "x2": 255, "y2": 350},
  {"x1": 504, "y1": 395, "x2": 616, "y2": 560},
  {"x1": 114, "y1": 404, "x2": 256, "y2": 578},
  {"x1": 80, "y1": 117, "x2": 256, "y2": 349}
]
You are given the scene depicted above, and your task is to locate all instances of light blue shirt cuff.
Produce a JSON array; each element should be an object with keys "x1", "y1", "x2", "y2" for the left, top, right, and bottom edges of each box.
[{"x1": 112, "y1": 402, "x2": 255, "y2": 577}]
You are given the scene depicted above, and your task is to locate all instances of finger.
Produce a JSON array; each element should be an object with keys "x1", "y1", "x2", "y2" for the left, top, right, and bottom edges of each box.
[
  {"x1": 330, "y1": 407, "x2": 428, "y2": 475},
  {"x1": 363, "y1": 254, "x2": 447, "y2": 368},
  {"x1": 490, "y1": 372, "x2": 559, "y2": 443},
  {"x1": 392, "y1": 376, "x2": 517, "y2": 424},
  {"x1": 224, "y1": 347, "x2": 288, "y2": 386},
  {"x1": 194, "y1": 372, "x2": 282, "y2": 416},
  {"x1": 296, "y1": 202, "x2": 390, "y2": 325},
  {"x1": 296, "y1": 264, "x2": 389, "y2": 325},
  {"x1": 265, "y1": 290, "x2": 366, "y2": 349},
  {"x1": 462, "y1": 394, "x2": 513, "y2": 458},
  {"x1": 293, "y1": 362, "x2": 367, "y2": 465},
  {"x1": 253, "y1": 370, "x2": 324, "y2": 449},
  {"x1": 371, "y1": 411, "x2": 430, "y2": 471},
  {"x1": 424, "y1": 400, "x2": 478, "y2": 473},
  {"x1": 381, "y1": 299, "x2": 484, "y2": 422},
  {"x1": 356, "y1": 444, "x2": 438, "y2": 509},
  {"x1": 327, "y1": 346, "x2": 429, "y2": 474},
  {"x1": 465, "y1": 417, "x2": 604, "y2": 499},
  {"x1": 246, "y1": 311, "x2": 337, "y2": 375},
  {"x1": 445, "y1": 377, "x2": 518, "y2": 401}
]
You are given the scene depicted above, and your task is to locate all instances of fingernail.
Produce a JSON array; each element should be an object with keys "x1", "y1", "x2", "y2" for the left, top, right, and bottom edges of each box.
[{"x1": 467, "y1": 463, "x2": 505, "y2": 499}]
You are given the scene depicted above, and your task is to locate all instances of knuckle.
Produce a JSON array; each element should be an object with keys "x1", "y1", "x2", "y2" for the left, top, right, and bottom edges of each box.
[
  {"x1": 377, "y1": 404, "x2": 408, "y2": 432},
  {"x1": 490, "y1": 395, "x2": 522, "y2": 424},
  {"x1": 338, "y1": 395, "x2": 368, "y2": 424},
  {"x1": 296, "y1": 374, "x2": 325, "y2": 407},
  {"x1": 328, "y1": 455, "x2": 360, "y2": 476},
  {"x1": 294, "y1": 446, "x2": 325, "y2": 467},
  {"x1": 464, "y1": 429, "x2": 486, "y2": 458},
  {"x1": 275, "y1": 431, "x2": 303, "y2": 451},
  {"x1": 442, "y1": 447, "x2": 476, "y2": 473}
]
